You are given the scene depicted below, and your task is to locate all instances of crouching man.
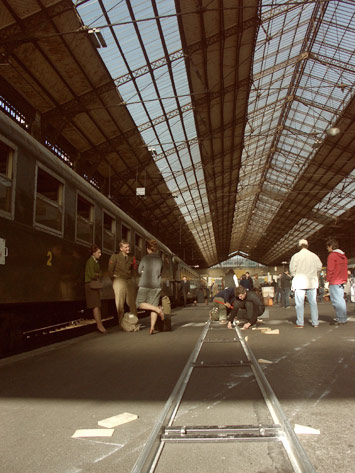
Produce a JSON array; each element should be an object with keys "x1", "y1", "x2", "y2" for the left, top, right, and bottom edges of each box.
[
  {"x1": 211, "y1": 286, "x2": 237, "y2": 324},
  {"x1": 227, "y1": 287, "x2": 265, "y2": 330}
]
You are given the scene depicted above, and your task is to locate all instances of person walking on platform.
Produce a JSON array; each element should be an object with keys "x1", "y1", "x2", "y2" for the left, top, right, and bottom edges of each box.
[
  {"x1": 85, "y1": 244, "x2": 106, "y2": 333},
  {"x1": 275, "y1": 273, "x2": 282, "y2": 305},
  {"x1": 181, "y1": 276, "x2": 190, "y2": 306},
  {"x1": 211, "y1": 286, "x2": 237, "y2": 324},
  {"x1": 239, "y1": 274, "x2": 249, "y2": 290},
  {"x1": 211, "y1": 281, "x2": 219, "y2": 300},
  {"x1": 280, "y1": 270, "x2": 292, "y2": 309},
  {"x1": 136, "y1": 239, "x2": 164, "y2": 335},
  {"x1": 224, "y1": 269, "x2": 238, "y2": 288},
  {"x1": 227, "y1": 287, "x2": 265, "y2": 330},
  {"x1": 326, "y1": 238, "x2": 348, "y2": 325},
  {"x1": 245, "y1": 272, "x2": 254, "y2": 291},
  {"x1": 344, "y1": 270, "x2": 352, "y2": 303},
  {"x1": 318, "y1": 271, "x2": 325, "y2": 302},
  {"x1": 203, "y1": 285, "x2": 209, "y2": 305},
  {"x1": 289, "y1": 239, "x2": 322, "y2": 328},
  {"x1": 108, "y1": 240, "x2": 137, "y2": 326},
  {"x1": 252, "y1": 274, "x2": 261, "y2": 295}
]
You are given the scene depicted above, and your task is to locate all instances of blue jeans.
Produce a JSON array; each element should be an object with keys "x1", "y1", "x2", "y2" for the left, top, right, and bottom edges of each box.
[
  {"x1": 294, "y1": 288, "x2": 318, "y2": 326},
  {"x1": 329, "y1": 284, "x2": 347, "y2": 323}
]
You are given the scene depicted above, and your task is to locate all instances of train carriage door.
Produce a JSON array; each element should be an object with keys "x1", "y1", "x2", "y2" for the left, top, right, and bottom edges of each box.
[
  {"x1": 0, "y1": 139, "x2": 16, "y2": 219},
  {"x1": 121, "y1": 224, "x2": 131, "y2": 247},
  {"x1": 161, "y1": 251, "x2": 172, "y2": 297},
  {"x1": 134, "y1": 234, "x2": 143, "y2": 264},
  {"x1": 102, "y1": 211, "x2": 116, "y2": 254},
  {"x1": 76, "y1": 194, "x2": 94, "y2": 244}
]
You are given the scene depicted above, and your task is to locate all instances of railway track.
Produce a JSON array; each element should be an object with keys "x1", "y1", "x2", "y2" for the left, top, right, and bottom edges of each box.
[{"x1": 131, "y1": 318, "x2": 316, "y2": 473}]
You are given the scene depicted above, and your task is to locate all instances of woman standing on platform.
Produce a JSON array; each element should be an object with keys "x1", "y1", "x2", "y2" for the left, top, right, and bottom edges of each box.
[
  {"x1": 85, "y1": 244, "x2": 106, "y2": 333},
  {"x1": 136, "y1": 239, "x2": 164, "y2": 334}
]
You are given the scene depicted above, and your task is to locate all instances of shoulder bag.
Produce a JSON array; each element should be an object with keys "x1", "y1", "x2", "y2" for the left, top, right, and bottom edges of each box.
[{"x1": 89, "y1": 279, "x2": 103, "y2": 290}]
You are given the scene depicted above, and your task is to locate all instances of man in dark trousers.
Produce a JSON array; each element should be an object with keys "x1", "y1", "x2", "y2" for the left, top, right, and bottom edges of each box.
[
  {"x1": 181, "y1": 276, "x2": 190, "y2": 306},
  {"x1": 245, "y1": 272, "x2": 254, "y2": 291},
  {"x1": 280, "y1": 270, "x2": 292, "y2": 308},
  {"x1": 227, "y1": 287, "x2": 265, "y2": 330}
]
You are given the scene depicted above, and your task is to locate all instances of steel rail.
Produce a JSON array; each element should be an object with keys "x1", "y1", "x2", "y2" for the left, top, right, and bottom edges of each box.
[
  {"x1": 130, "y1": 320, "x2": 211, "y2": 473},
  {"x1": 235, "y1": 325, "x2": 316, "y2": 473}
]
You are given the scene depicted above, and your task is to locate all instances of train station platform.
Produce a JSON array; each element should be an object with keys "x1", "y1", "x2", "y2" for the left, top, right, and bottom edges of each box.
[{"x1": 0, "y1": 301, "x2": 354, "y2": 473}]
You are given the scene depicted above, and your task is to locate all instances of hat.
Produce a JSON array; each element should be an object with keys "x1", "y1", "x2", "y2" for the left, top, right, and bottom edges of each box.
[{"x1": 299, "y1": 239, "x2": 308, "y2": 246}]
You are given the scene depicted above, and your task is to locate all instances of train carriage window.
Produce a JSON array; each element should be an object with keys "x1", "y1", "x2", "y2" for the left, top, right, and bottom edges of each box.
[
  {"x1": 76, "y1": 194, "x2": 94, "y2": 244},
  {"x1": 0, "y1": 140, "x2": 15, "y2": 218},
  {"x1": 103, "y1": 211, "x2": 116, "y2": 253},
  {"x1": 121, "y1": 224, "x2": 131, "y2": 245},
  {"x1": 35, "y1": 165, "x2": 63, "y2": 234}
]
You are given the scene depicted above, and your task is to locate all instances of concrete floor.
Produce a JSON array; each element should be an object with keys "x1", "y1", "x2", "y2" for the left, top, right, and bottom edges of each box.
[{"x1": 0, "y1": 301, "x2": 354, "y2": 473}]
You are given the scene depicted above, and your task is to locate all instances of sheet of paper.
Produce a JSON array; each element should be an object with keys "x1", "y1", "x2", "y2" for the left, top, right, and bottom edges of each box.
[
  {"x1": 263, "y1": 329, "x2": 279, "y2": 335},
  {"x1": 294, "y1": 424, "x2": 320, "y2": 435},
  {"x1": 72, "y1": 429, "x2": 114, "y2": 438},
  {"x1": 98, "y1": 412, "x2": 138, "y2": 428}
]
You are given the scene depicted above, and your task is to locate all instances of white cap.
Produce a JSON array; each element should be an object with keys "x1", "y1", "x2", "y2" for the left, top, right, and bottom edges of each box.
[{"x1": 299, "y1": 239, "x2": 308, "y2": 246}]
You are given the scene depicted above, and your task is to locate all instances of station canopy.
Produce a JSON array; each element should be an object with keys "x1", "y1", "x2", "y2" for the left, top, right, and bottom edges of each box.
[{"x1": 0, "y1": 0, "x2": 354, "y2": 268}]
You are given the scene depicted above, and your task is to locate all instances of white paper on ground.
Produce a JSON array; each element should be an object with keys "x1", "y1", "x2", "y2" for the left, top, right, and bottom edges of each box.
[
  {"x1": 263, "y1": 329, "x2": 279, "y2": 335},
  {"x1": 98, "y1": 412, "x2": 138, "y2": 428},
  {"x1": 294, "y1": 424, "x2": 320, "y2": 435},
  {"x1": 258, "y1": 358, "x2": 273, "y2": 364},
  {"x1": 72, "y1": 429, "x2": 114, "y2": 438}
]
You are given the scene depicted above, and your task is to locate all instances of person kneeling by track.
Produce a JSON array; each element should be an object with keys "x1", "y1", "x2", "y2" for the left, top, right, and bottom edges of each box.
[
  {"x1": 211, "y1": 286, "x2": 238, "y2": 324},
  {"x1": 227, "y1": 287, "x2": 265, "y2": 330}
]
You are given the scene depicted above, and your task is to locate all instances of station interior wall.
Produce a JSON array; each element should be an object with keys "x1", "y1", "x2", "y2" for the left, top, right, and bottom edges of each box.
[{"x1": 198, "y1": 266, "x2": 289, "y2": 287}]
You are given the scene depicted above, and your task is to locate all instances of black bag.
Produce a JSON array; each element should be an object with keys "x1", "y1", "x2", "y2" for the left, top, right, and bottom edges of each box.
[
  {"x1": 89, "y1": 279, "x2": 103, "y2": 289},
  {"x1": 155, "y1": 314, "x2": 172, "y2": 332}
]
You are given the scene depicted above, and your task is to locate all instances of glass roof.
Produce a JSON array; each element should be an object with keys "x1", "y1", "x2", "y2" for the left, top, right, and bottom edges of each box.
[
  {"x1": 230, "y1": 0, "x2": 355, "y2": 262},
  {"x1": 76, "y1": 0, "x2": 217, "y2": 263},
  {"x1": 75, "y1": 0, "x2": 355, "y2": 266}
]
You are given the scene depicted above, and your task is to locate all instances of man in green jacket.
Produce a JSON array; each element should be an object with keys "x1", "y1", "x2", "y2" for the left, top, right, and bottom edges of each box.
[{"x1": 108, "y1": 240, "x2": 137, "y2": 325}]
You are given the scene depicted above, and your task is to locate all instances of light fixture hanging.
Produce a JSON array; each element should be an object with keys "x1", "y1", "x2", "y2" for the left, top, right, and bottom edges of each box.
[{"x1": 326, "y1": 127, "x2": 340, "y2": 137}]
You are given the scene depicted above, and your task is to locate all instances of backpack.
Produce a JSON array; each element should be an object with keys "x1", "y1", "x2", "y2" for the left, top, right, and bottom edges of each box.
[
  {"x1": 120, "y1": 313, "x2": 140, "y2": 332},
  {"x1": 209, "y1": 306, "x2": 220, "y2": 321}
]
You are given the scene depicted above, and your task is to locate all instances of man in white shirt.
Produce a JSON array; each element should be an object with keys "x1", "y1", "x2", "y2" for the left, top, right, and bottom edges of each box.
[{"x1": 289, "y1": 239, "x2": 322, "y2": 328}]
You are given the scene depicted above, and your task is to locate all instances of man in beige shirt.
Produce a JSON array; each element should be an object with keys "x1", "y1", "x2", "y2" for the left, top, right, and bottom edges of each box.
[{"x1": 108, "y1": 240, "x2": 137, "y2": 324}]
